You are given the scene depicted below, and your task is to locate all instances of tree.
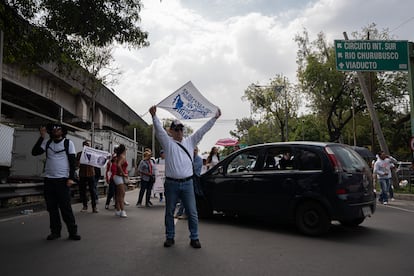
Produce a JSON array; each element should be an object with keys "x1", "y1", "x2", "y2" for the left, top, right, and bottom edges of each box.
[
  {"x1": 295, "y1": 30, "x2": 366, "y2": 142},
  {"x1": 295, "y1": 24, "x2": 407, "y2": 147},
  {"x1": 1, "y1": 0, "x2": 149, "y2": 69},
  {"x1": 242, "y1": 75, "x2": 299, "y2": 142},
  {"x1": 229, "y1": 117, "x2": 257, "y2": 144}
]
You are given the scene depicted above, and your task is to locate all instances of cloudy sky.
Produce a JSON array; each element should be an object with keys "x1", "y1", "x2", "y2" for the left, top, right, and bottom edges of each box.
[{"x1": 111, "y1": 0, "x2": 414, "y2": 153}]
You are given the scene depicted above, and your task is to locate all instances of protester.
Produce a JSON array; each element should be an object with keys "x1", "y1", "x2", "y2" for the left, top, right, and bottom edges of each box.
[
  {"x1": 77, "y1": 141, "x2": 98, "y2": 213},
  {"x1": 113, "y1": 144, "x2": 128, "y2": 218},
  {"x1": 31, "y1": 123, "x2": 81, "y2": 241},
  {"x1": 94, "y1": 145, "x2": 103, "y2": 201},
  {"x1": 155, "y1": 150, "x2": 166, "y2": 202},
  {"x1": 149, "y1": 105, "x2": 221, "y2": 249},
  {"x1": 105, "y1": 152, "x2": 117, "y2": 209},
  {"x1": 206, "y1": 146, "x2": 220, "y2": 169},
  {"x1": 136, "y1": 151, "x2": 155, "y2": 207},
  {"x1": 373, "y1": 151, "x2": 397, "y2": 205}
]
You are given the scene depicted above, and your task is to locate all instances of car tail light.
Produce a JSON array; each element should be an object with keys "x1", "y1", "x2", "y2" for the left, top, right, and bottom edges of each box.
[
  {"x1": 336, "y1": 188, "x2": 347, "y2": 195},
  {"x1": 325, "y1": 146, "x2": 341, "y2": 172}
]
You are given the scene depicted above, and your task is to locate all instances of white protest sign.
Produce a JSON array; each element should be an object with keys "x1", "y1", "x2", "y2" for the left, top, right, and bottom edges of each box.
[
  {"x1": 79, "y1": 146, "x2": 111, "y2": 168},
  {"x1": 157, "y1": 81, "x2": 218, "y2": 120},
  {"x1": 153, "y1": 164, "x2": 165, "y2": 193}
]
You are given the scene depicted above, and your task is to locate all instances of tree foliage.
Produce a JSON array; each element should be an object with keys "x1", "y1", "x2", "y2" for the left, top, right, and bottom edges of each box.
[
  {"x1": 242, "y1": 75, "x2": 299, "y2": 142},
  {"x1": 294, "y1": 25, "x2": 409, "y2": 148},
  {"x1": 0, "y1": 0, "x2": 149, "y2": 68}
]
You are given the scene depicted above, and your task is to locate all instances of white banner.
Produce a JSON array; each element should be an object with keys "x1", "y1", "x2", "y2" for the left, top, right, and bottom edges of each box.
[
  {"x1": 79, "y1": 146, "x2": 111, "y2": 168},
  {"x1": 157, "y1": 81, "x2": 218, "y2": 120},
  {"x1": 153, "y1": 164, "x2": 165, "y2": 193}
]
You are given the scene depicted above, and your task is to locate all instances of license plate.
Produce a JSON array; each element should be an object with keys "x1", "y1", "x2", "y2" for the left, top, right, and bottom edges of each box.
[{"x1": 362, "y1": 206, "x2": 372, "y2": 217}]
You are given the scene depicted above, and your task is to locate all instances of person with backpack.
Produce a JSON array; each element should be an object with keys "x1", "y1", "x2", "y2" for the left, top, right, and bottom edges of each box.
[{"x1": 31, "y1": 122, "x2": 81, "y2": 241}]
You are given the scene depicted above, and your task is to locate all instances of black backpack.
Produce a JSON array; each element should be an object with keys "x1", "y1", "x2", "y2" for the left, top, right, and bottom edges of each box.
[{"x1": 45, "y1": 138, "x2": 70, "y2": 158}]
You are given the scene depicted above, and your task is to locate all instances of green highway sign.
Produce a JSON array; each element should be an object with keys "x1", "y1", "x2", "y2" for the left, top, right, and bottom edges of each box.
[{"x1": 335, "y1": 40, "x2": 409, "y2": 71}]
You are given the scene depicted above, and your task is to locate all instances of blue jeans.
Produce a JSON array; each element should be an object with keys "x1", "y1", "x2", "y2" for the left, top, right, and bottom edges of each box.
[
  {"x1": 379, "y1": 178, "x2": 391, "y2": 203},
  {"x1": 164, "y1": 178, "x2": 198, "y2": 240}
]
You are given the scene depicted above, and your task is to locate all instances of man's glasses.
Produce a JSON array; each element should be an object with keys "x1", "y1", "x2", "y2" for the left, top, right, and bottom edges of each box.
[{"x1": 173, "y1": 128, "x2": 183, "y2": 132}]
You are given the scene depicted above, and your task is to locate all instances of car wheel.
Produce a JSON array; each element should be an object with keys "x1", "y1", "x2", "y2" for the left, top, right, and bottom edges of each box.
[
  {"x1": 295, "y1": 201, "x2": 330, "y2": 236},
  {"x1": 196, "y1": 197, "x2": 213, "y2": 219},
  {"x1": 339, "y1": 217, "x2": 365, "y2": 227}
]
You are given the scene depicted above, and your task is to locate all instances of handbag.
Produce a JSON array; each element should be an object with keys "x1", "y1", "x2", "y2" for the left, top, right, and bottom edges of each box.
[{"x1": 175, "y1": 143, "x2": 204, "y2": 196}]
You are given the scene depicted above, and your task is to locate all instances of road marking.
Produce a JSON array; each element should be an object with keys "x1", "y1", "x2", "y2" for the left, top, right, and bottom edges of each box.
[{"x1": 379, "y1": 204, "x2": 414, "y2": 213}]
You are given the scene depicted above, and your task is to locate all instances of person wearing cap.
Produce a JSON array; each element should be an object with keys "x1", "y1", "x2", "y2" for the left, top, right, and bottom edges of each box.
[
  {"x1": 136, "y1": 150, "x2": 155, "y2": 207},
  {"x1": 149, "y1": 105, "x2": 221, "y2": 249},
  {"x1": 31, "y1": 123, "x2": 81, "y2": 241},
  {"x1": 76, "y1": 141, "x2": 98, "y2": 213}
]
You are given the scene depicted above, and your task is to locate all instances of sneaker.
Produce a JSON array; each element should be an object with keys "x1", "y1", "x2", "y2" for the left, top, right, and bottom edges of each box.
[
  {"x1": 383, "y1": 201, "x2": 388, "y2": 205},
  {"x1": 81, "y1": 207, "x2": 88, "y2": 212},
  {"x1": 68, "y1": 234, "x2": 81, "y2": 241},
  {"x1": 92, "y1": 207, "x2": 99, "y2": 213},
  {"x1": 124, "y1": 200, "x2": 130, "y2": 206},
  {"x1": 115, "y1": 210, "x2": 122, "y2": 216},
  {"x1": 120, "y1": 210, "x2": 127, "y2": 218},
  {"x1": 164, "y1": 239, "x2": 175, "y2": 247},
  {"x1": 105, "y1": 204, "x2": 109, "y2": 210},
  {"x1": 190, "y1": 239, "x2": 201, "y2": 249},
  {"x1": 391, "y1": 198, "x2": 395, "y2": 201},
  {"x1": 46, "y1": 233, "x2": 61, "y2": 240}
]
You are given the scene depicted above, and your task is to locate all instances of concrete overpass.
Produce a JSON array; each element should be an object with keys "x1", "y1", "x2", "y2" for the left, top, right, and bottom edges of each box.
[{"x1": 1, "y1": 62, "x2": 147, "y2": 134}]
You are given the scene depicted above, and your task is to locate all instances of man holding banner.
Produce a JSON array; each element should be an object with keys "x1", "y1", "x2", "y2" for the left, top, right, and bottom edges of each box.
[{"x1": 150, "y1": 80, "x2": 221, "y2": 249}]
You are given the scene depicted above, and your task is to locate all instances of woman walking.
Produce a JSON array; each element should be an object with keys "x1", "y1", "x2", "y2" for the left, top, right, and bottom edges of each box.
[{"x1": 113, "y1": 144, "x2": 128, "y2": 218}]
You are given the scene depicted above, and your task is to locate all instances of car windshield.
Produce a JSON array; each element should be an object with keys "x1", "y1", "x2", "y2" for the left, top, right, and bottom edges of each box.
[
  {"x1": 227, "y1": 150, "x2": 259, "y2": 174},
  {"x1": 329, "y1": 145, "x2": 368, "y2": 173}
]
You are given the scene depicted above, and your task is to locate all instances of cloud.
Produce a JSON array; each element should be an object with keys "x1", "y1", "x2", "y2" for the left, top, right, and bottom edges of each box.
[{"x1": 111, "y1": 0, "x2": 414, "y2": 152}]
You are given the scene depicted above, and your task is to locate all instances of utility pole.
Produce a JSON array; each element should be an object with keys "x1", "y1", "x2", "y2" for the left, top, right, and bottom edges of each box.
[{"x1": 343, "y1": 32, "x2": 389, "y2": 154}]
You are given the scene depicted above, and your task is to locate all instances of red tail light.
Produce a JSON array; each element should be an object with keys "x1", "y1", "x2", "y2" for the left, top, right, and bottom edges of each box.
[
  {"x1": 325, "y1": 146, "x2": 341, "y2": 172},
  {"x1": 336, "y1": 188, "x2": 347, "y2": 195}
]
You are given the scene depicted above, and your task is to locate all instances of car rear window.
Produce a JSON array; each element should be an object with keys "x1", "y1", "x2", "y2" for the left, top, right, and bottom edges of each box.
[{"x1": 328, "y1": 145, "x2": 368, "y2": 172}]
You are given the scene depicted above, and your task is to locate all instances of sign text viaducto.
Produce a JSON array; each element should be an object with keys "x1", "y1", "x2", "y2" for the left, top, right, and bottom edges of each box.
[{"x1": 335, "y1": 40, "x2": 408, "y2": 71}]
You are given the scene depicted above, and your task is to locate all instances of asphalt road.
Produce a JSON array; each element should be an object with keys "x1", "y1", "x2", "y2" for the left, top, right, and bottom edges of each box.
[{"x1": 1, "y1": 189, "x2": 414, "y2": 276}]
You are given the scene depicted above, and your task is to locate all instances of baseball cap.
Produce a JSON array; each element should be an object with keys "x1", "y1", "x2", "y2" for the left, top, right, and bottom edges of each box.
[{"x1": 170, "y1": 119, "x2": 184, "y2": 130}]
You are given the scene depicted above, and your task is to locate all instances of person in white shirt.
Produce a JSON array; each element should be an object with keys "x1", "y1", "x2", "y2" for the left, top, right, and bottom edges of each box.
[
  {"x1": 206, "y1": 146, "x2": 220, "y2": 169},
  {"x1": 373, "y1": 151, "x2": 397, "y2": 205},
  {"x1": 149, "y1": 105, "x2": 221, "y2": 249}
]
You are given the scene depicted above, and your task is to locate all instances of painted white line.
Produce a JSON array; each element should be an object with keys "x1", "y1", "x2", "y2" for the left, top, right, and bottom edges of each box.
[{"x1": 379, "y1": 204, "x2": 414, "y2": 213}]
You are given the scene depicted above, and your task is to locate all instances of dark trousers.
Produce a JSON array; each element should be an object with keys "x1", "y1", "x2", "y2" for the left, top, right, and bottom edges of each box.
[
  {"x1": 79, "y1": 176, "x2": 97, "y2": 208},
  {"x1": 105, "y1": 179, "x2": 116, "y2": 205},
  {"x1": 44, "y1": 178, "x2": 78, "y2": 235},
  {"x1": 137, "y1": 180, "x2": 152, "y2": 206}
]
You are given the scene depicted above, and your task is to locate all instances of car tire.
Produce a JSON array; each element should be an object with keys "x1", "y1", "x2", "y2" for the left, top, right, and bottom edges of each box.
[
  {"x1": 295, "y1": 201, "x2": 330, "y2": 236},
  {"x1": 196, "y1": 197, "x2": 213, "y2": 219},
  {"x1": 339, "y1": 217, "x2": 365, "y2": 227}
]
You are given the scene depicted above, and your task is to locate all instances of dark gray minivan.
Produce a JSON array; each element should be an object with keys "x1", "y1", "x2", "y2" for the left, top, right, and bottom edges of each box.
[{"x1": 196, "y1": 142, "x2": 376, "y2": 235}]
